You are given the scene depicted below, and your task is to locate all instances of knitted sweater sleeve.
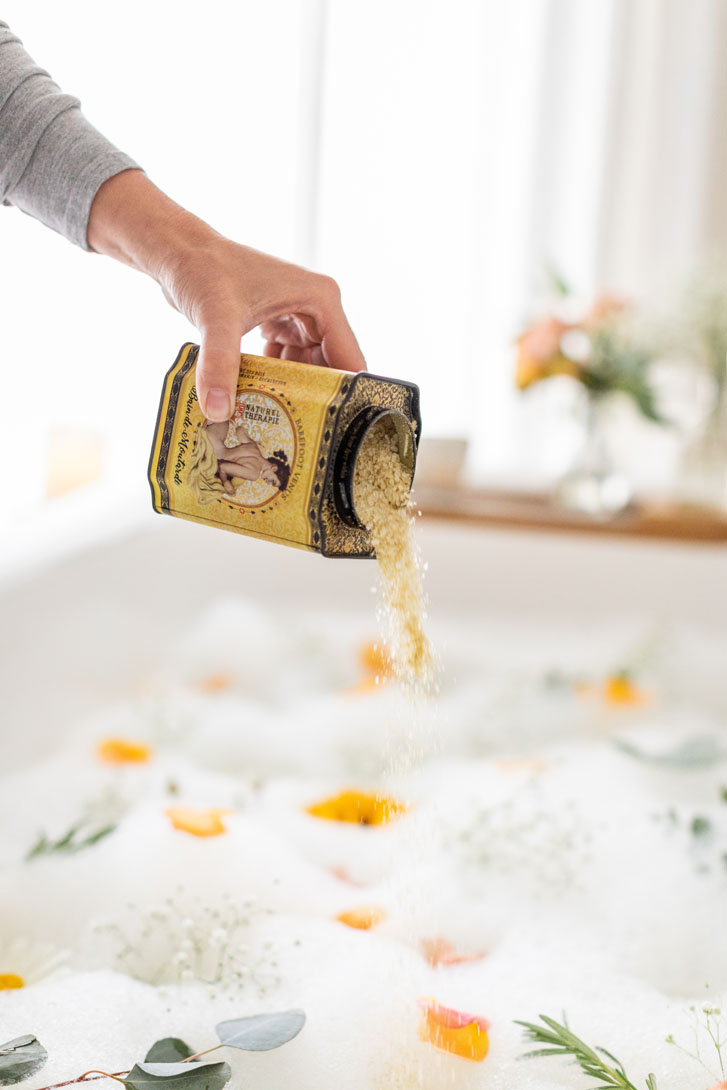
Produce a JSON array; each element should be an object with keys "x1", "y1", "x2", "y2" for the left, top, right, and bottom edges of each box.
[{"x1": 0, "y1": 20, "x2": 140, "y2": 249}]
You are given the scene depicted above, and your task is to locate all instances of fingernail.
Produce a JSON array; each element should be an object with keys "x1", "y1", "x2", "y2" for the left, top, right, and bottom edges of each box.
[{"x1": 205, "y1": 388, "x2": 232, "y2": 421}]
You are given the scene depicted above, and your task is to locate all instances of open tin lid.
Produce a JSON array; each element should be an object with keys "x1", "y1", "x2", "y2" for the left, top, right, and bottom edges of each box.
[{"x1": 333, "y1": 407, "x2": 417, "y2": 529}]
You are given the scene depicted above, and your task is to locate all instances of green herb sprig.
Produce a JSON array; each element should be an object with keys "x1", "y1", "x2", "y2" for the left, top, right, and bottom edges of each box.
[
  {"x1": 516, "y1": 1013, "x2": 658, "y2": 1090},
  {"x1": 26, "y1": 821, "x2": 116, "y2": 860},
  {"x1": 12, "y1": 1010, "x2": 305, "y2": 1090}
]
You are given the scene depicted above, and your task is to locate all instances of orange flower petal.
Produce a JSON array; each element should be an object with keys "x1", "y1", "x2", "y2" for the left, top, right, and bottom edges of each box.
[
  {"x1": 97, "y1": 738, "x2": 152, "y2": 764},
  {"x1": 516, "y1": 317, "x2": 570, "y2": 362},
  {"x1": 359, "y1": 641, "x2": 394, "y2": 679},
  {"x1": 194, "y1": 672, "x2": 235, "y2": 694},
  {"x1": 336, "y1": 906, "x2": 387, "y2": 930},
  {"x1": 164, "y1": 806, "x2": 233, "y2": 837},
  {"x1": 586, "y1": 294, "x2": 627, "y2": 325},
  {"x1": 330, "y1": 865, "x2": 365, "y2": 886},
  {"x1": 418, "y1": 998, "x2": 490, "y2": 1061},
  {"x1": 0, "y1": 973, "x2": 24, "y2": 990},
  {"x1": 306, "y1": 790, "x2": 406, "y2": 826},
  {"x1": 420, "y1": 937, "x2": 486, "y2": 967},
  {"x1": 342, "y1": 675, "x2": 389, "y2": 697}
]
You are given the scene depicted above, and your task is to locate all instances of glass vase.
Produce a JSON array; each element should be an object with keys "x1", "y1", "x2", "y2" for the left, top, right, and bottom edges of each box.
[
  {"x1": 679, "y1": 375, "x2": 727, "y2": 512},
  {"x1": 554, "y1": 392, "x2": 632, "y2": 518}
]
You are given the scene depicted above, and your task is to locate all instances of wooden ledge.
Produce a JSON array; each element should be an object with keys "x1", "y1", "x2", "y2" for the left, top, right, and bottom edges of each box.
[{"x1": 414, "y1": 486, "x2": 727, "y2": 544}]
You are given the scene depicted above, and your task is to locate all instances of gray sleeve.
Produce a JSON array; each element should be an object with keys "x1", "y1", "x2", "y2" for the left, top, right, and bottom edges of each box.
[{"x1": 0, "y1": 20, "x2": 141, "y2": 250}]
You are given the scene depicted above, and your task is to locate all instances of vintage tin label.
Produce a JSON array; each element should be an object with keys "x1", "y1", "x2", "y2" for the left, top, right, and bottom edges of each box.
[
  {"x1": 149, "y1": 344, "x2": 347, "y2": 551},
  {"x1": 150, "y1": 343, "x2": 422, "y2": 556}
]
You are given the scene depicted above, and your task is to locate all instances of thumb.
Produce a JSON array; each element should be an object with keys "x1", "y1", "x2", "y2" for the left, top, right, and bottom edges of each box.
[{"x1": 196, "y1": 324, "x2": 243, "y2": 421}]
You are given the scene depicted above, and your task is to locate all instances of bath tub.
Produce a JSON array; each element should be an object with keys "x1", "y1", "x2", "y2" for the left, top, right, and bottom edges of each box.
[{"x1": 1, "y1": 511, "x2": 726, "y2": 1090}]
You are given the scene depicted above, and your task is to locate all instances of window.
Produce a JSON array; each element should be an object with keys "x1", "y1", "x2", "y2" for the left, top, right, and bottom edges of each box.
[{"x1": 3, "y1": 0, "x2": 726, "y2": 563}]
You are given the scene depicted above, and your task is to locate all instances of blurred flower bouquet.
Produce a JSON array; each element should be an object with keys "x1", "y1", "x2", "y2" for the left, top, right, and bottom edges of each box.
[{"x1": 515, "y1": 282, "x2": 666, "y2": 516}]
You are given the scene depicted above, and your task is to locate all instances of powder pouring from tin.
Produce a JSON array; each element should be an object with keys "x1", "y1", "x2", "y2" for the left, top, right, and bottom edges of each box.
[{"x1": 353, "y1": 416, "x2": 433, "y2": 693}]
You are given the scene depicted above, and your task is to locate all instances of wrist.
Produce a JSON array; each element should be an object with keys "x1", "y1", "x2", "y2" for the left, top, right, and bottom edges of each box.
[{"x1": 87, "y1": 169, "x2": 218, "y2": 283}]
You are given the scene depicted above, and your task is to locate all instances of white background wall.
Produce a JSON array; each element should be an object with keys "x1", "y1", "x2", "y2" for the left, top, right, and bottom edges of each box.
[{"x1": 3, "y1": 0, "x2": 727, "y2": 551}]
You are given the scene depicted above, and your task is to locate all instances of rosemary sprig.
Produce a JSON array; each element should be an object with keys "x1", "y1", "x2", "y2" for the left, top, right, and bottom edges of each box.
[
  {"x1": 26, "y1": 821, "x2": 116, "y2": 860},
  {"x1": 516, "y1": 1013, "x2": 659, "y2": 1090}
]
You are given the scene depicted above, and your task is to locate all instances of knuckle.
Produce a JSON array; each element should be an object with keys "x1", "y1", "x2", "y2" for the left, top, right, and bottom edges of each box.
[{"x1": 316, "y1": 273, "x2": 340, "y2": 301}]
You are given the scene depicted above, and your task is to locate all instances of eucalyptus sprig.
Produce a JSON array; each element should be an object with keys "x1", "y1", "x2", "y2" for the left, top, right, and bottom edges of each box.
[
  {"x1": 516, "y1": 1013, "x2": 659, "y2": 1090},
  {"x1": 23, "y1": 1010, "x2": 305, "y2": 1090},
  {"x1": 0, "y1": 1035, "x2": 48, "y2": 1086}
]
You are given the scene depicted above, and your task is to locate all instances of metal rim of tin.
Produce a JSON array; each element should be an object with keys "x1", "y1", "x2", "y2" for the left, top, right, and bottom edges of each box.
[{"x1": 333, "y1": 407, "x2": 417, "y2": 530}]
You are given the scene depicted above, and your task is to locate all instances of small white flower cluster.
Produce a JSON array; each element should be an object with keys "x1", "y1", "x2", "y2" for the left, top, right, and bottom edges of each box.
[
  {"x1": 92, "y1": 888, "x2": 281, "y2": 998},
  {"x1": 448, "y1": 781, "x2": 594, "y2": 896}
]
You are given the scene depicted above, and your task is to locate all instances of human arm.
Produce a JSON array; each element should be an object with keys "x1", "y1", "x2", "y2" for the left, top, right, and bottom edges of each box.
[
  {"x1": 0, "y1": 20, "x2": 366, "y2": 422},
  {"x1": 86, "y1": 169, "x2": 367, "y2": 420},
  {"x1": 0, "y1": 21, "x2": 138, "y2": 247}
]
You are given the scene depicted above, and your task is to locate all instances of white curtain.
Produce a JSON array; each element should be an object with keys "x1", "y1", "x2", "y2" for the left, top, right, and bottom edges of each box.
[{"x1": 3, "y1": 0, "x2": 727, "y2": 550}]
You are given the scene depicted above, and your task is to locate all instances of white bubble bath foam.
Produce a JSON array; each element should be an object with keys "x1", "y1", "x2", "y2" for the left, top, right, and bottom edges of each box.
[{"x1": 1, "y1": 518, "x2": 727, "y2": 1090}]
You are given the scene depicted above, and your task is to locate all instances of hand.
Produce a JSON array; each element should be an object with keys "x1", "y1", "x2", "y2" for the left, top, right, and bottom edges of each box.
[
  {"x1": 87, "y1": 170, "x2": 367, "y2": 421},
  {"x1": 216, "y1": 461, "x2": 235, "y2": 495},
  {"x1": 160, "y1": 239, "x2": 367, "y2": 421}
]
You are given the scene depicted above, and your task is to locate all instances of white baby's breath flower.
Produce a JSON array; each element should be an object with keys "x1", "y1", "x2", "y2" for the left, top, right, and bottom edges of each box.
[{"x1": 100, "y1": 893, "x2": 283, "y2": 995}]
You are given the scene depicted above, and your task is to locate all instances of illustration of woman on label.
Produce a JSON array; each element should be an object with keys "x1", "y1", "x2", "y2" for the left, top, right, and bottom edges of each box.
[{"x1": 187, "y1": 420, "x2": 291, "y2": 504}]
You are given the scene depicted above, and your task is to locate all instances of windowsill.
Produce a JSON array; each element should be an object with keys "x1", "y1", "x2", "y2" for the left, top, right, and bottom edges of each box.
[
  {"x1": 0, "y1": 479, "x2": 154, "y2": 587},
  {"x1": 415, "y1": 484, "x2": 727, "y2": 544}
]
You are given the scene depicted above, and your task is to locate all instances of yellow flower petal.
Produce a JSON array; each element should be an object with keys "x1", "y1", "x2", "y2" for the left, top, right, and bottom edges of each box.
[
  {"x1": 306, "y1": 790, "x2": 406, "y2": 825},
  {"x1": 97, "y1": 738, "x2": 152, "y2": 764},
  {"x1": 418, "y1": 997, "x2": 490, "y2": 1062},
  {"x1": 604, "y1": 674, "x2": 649, "y2": 706},
  {"x1": 515, "y1": 353, "x2": 542, "y2": 390},
  {"x1": 0, "y1": 973, "x2": 24, "y2": 990},
  {"x1": 336, "y1": 906, "x2": 387, "y2": 930},
  {"x1": 575, "y1": 675, "x2": 650, "y2": 707},
  {"x1": 164, "y1": 806, "x2": 232, "y2": 837},
  {"x1": 546, "y1": 356, "x2": 582, "y2": 381}
]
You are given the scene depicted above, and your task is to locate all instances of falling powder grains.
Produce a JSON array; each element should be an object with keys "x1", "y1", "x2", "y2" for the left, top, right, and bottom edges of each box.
[
  {"x1": 353, "y1": 416, "x2": 434, "y2": 694},
  {"x1": 354, "y1": 418, "x2": 438, "y2": 1089}
]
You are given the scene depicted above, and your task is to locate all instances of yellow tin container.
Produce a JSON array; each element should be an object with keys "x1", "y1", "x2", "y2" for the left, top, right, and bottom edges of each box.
[{"x1": 148, "y1": 343, "x2": 421, "y2": 557}]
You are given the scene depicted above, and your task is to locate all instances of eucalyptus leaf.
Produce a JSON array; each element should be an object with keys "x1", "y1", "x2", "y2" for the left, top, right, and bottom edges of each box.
[
  {"x1": 124, "y1": 1060, "x2": 230, "y2": 1090},
  {"x1": 615, "y1": 735, "x2": 727, "y2": 768},
  {"x1": 144, "y1": 1039, "x2": 195, "y2": 1063},
  {"x1": 215, "y1": 1009, "x2": 306, "y2": 1051},
  {"x1": 0, "y1": 1035, "x2": 48, "y2": 1085}
]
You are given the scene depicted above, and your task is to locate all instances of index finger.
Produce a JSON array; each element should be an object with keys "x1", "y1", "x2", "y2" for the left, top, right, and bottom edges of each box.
[
  {"x1": 301, "y1": 308, "x2": 367, "y2": 373},
  {"x1": 196, "y1": 321, "x2": 244, "y2": 421}
]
